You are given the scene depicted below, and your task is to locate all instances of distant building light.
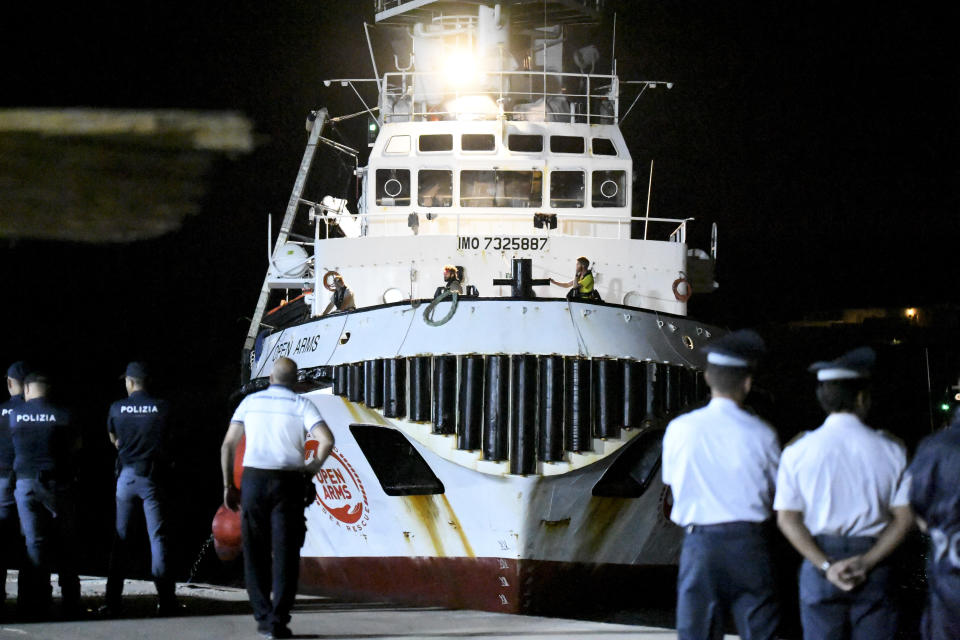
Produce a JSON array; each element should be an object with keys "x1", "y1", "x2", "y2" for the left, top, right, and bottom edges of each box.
[{"x1": 905, "y1": 308, "x2": 918, "y2": 318}]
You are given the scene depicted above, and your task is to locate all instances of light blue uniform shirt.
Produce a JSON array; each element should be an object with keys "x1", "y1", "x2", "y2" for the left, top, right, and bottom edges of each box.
[{"x1": 662, "y1": 397, "x2": 781, "y2": 526}]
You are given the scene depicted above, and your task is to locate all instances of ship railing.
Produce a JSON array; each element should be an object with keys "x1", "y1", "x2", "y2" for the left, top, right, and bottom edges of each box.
[
  {"x1": 374, "y1": 0, "x2": 607, "y2": 23},
  {"x1": 378, "y1": 70, "x2": 625, "y2": 125},
  {"x1": 375, "y1": 0, "x2": 606, "y2": 11},
  {"x1": 299, "y1": 201, "x2": 691, "y2": 243}
]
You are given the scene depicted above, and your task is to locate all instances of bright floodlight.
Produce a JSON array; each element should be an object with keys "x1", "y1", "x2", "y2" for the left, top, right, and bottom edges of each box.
[
  {"x1": 446, "y1": 95, "x2": 497, "y2": 120},
  {"x1": 444, "y1": 49, "x2": 478, "y2": 88}
]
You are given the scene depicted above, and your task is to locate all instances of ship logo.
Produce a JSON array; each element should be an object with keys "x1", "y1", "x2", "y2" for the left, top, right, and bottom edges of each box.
[{"x1": 310, "y1": 446, "x2": 370, "y2": 533}]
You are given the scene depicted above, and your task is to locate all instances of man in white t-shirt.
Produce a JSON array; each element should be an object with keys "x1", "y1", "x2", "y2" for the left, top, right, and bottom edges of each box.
[
  {"x1": 775, "y1": 346, "x2": 913, "y2": 640},
  {"x1": 221, "y1": 357, "x2": 334, "y2": 640},
  {"x1": 662, "y1": 328, "x2": 782, "y2": 640}
]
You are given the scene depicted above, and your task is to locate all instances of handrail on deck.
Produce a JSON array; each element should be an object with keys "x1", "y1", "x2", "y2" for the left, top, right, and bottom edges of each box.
[
  {"x1": 379, "y1": 69, "x2": 620, "y2": 124},
  {"x1": 298, "y1": 202, "x2": 692, "y2": 243},
  {"x1": 322, "y1": 71, "x2": 672, "y2": 126}
]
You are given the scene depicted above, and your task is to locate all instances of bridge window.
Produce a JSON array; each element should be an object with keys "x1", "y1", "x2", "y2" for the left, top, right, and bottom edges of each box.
[
  {"x1": 375, "y1": 169, "x2": 411, "y2": 206},
  {"x1": 507, "y1": 134, "x2": 543, "y2": 153},
  {"x1": 550, "y1": 170, "x2": 585, "y2": 208},
  {"x1": 550, "y1": 135, "x2": 585, "y2": 154},
  {"x1": 461, "y1": 134, "x2": 495, "y2": 151},
  {"x1": 460, "y1": 170, "x2": 543, "y2": 208},
  {"x1": 419, "y1": 134, "x2": 453, "y2": 152},
  {"x1": 385, "y1": 135, "x2": 410, "y2": 154},
  {"x1": 591, "y1": 137, "x2": 618, "y2": 156},
  {"x1": 418, "y1": 170, "x2": 453, "y2": 207},
  {"x1": 592, "y1": 170, "x2": 626, "y2": 208}
]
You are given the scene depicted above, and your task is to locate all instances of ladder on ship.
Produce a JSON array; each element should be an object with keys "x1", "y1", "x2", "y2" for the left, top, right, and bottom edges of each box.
[{"x1": 241, "y1": 109, "x2": 329, "y2": 382}]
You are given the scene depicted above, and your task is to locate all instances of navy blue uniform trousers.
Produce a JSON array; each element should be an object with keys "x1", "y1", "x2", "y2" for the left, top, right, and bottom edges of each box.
[
  {"x1": 921, "y1": 531, "x2": 960, "y2": 640},
  {"x1": 106, "y1": 466, "x2": 174, "y2": 606},
  {"x1": 241, "y1": 468, "x2": 307, "y2": 633},
  {"x1": 677, "y1": 521, "x2": 780, "y2": 640},
  {"x1": 13, "y1": 476, "x2": 79, "y2": 610},
  {"x1": 799, "y1": 535, "x2": 896, "y2": 640}
]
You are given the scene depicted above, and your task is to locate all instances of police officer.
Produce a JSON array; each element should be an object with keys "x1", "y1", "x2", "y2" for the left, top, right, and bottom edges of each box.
[
  {"x1": 102, "y1": 362, "x2": 179, "y2": 617},
  {"x1": 10, "y1": 371, "x2": 81, "y2": 618},
  {"x1": 0, "y1": 362, "x2": 27, "y2": 614},
  {"x1": 221, "y1": 357, "x2": 334, "y2": 640},
  {"x1": 906, "y1": 409, "x2": 960, "y2": 639},
  {"x1": 661, "y1": 329, "x2": 781, "y2": 640},
  {"x1": 775, "y1": 347, "x2": 913, "y2": 640}
]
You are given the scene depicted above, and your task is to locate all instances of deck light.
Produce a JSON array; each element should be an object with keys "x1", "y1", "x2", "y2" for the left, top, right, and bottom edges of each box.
[
  {"x1": 444, "y1": 49, "x2": 478, "y2": 88},
  {"x1": 905, "y1": 307, "x2": 917, "y2": 318},
  {"x1": 446, "y1": 95, "x2": 497, "y2": 120}
]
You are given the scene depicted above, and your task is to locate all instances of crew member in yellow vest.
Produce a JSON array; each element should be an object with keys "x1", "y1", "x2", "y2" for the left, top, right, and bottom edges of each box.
[{"x1": 566, "y1": 256, "x2": 597, "y2": 300}]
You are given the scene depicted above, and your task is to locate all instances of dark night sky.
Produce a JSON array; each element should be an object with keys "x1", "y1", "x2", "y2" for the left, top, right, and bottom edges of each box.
[
  {"x1": 5, "y1": 2, "x2": 957, "y2": 326},
  {"x1": 1, "y1": 1, "x2": 958, "y2": 575}
]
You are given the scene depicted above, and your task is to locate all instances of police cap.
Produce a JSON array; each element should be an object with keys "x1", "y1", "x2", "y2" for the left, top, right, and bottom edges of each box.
[
  {"x1": 121, "y1": 361, "x2": 150, "y2": 380},
  {"x1": 808, "y1": 346, "x2": 875, "y2": 381},
  {"x1": 6, "y1": 361, "x2": 28, "y2": 382},
  {"x1": 703, "y1": 329, "x2": 766, "y2": 369}
]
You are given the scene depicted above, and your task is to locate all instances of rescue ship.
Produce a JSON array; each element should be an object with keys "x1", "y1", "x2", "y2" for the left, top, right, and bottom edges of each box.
[{"x1": 234, "y1": 0, "x2": 722, "y2": 614}]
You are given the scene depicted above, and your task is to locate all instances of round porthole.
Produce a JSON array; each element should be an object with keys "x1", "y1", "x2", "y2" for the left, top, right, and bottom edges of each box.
[
  {"x1": 384, "y1": 178, "x2": 403, "y2": 197},
  {"x1": 600, "y1": 179, "x2": 619, "y2": 198},
  {"x1": 382, "y1": 287, "x2": 403, "y2": 304},
  {"x1": 682, "y1": 335, "x2": 695, "y2": 350},
  {"x1": 339, "y1": 331, "x2": 351, "y2": 345}
]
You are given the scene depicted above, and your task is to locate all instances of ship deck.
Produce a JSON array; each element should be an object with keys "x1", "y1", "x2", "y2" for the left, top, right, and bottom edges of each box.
[{"x1": 0, "y1": 573, "x2": 742, "y2": 639}]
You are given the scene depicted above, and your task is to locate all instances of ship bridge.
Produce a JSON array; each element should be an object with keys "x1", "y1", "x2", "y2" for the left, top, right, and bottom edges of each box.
[
  {"x1": 364, "y1": 119, "x2": 633, "y2": 238},
  {"x1": 244, "y1": 0, "x2": 715, "y2": 366}
]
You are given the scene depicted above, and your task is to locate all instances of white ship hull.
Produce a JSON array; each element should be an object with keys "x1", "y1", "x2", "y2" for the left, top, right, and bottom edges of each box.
[{"x1": 246, "y1": 298, "x2": 720, "y2": 612}]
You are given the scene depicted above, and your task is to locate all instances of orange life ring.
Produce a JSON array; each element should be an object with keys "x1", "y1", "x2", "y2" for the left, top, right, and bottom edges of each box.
[
  {"x1": 672, "y1": 277, "x2": 692, "y2": 302},
  {"x1": 323, "y1": 270, "x2": 340, "y2": 292}
]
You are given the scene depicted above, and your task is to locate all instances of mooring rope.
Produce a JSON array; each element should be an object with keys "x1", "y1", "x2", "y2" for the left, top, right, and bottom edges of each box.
[{"x1": 423, "y1": 289, "x2": 459, "y2": 326}]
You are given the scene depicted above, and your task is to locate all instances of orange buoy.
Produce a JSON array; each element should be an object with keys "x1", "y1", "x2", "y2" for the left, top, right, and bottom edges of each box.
[
  {"x1": 213, "y1": 435, "x2": 246, "y2": 562},
  {"x1": 212, "y1": 505, "x2": 243, "y2": 562}
]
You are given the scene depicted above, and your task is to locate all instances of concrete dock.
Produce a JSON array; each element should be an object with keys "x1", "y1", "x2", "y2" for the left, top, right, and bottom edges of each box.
[{"x1": 0, "y1": 574, "x2": 738, "y2": 639}]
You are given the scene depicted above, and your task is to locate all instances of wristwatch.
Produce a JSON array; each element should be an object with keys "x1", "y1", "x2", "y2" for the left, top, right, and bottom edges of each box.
[{"x1": 819, "y1": 560, "x2": 832, "y2": 574}]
